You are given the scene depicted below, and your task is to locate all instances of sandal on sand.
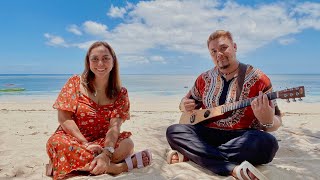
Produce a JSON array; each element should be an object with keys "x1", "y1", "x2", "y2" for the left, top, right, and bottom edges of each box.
[
  {"x1": 235, "y1": 161, "x2": 268, "y2": 180},
  {"x1": 125, "y1": 149, "x2": 152, "y2": 171},
  {"x1": 45, "y1": 160, "x2": 53, "y2": 176},
  {"x1": 166, "y1": 149, "x2": 187, "y2": 164}
]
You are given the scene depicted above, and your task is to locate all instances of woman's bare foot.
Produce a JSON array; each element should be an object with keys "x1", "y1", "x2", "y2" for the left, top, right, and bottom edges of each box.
[
  {"x1": 106, "y1": 150, "x2": 152, "y2": 175},
  {"x1": 79, "y1": 150, "x2": 151, "y2": 176},
  {"x1": 129, "y1": 150, "x2": 151, "y2": 169}
]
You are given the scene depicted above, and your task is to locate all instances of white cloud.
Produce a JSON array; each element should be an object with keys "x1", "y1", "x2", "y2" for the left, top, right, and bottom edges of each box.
[
  {"x1": 292, "y1": 2, "x2": 320, "y2": 30},
  {"x1": 278, "y1": 37, "x2": 296, "y2": 45},
  {"x1": 107, "y1": 4, "x2": 127, "y2": 18},
  {"x1": 47, "y1": 0, "x2": 320, "y2": 64},
  {"x1": 293, "y1": 2, "x2": 320, "y2": 17},
  {"x1": 67, "y1": 24, "x2": 82, "y2": 35},
  {"x1": 121, "y1": 55, "x2": 150, "y2": 64},
  {"x1": 72, "y1": 41, "x2": 97, "y2": 50},
  {"x1": 44, "y1": 33, "x2": 68, "y2": 47},
  {"x1": 150, "y1": 55, "x2": 166, "y2": 64},
  {"x1": 125, "y1": 2, "x2": 134, "y2": 10},
  {"x1": 100, "y1": 0, "x2": 315, "y2": 57},
  {"x1": 83, "y1": 21, "x2": 108, "y2": 36},
  {"x1": 119, "y1": 55, "x2": 167, "y2": 65}
]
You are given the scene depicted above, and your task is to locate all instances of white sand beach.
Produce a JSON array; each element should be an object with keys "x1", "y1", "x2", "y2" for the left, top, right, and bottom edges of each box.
[{"x1": 0, "y1": 95, "x2": 319, "y2": 179}]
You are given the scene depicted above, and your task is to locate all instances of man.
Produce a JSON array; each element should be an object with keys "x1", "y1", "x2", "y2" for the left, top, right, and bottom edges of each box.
[{"x1": 166, "y1": 30, "x2": 281, "y2": 180}]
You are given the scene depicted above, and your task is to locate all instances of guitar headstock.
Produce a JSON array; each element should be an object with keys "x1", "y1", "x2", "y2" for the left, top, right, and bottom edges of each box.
[{"x1": 278, "y1": 86, "x2": 305, "y2": 102}]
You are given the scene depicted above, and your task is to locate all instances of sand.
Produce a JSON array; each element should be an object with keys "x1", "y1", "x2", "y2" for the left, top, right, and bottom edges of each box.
[{"x1": 0, "y1": 94, "x2": 319, "y2": 180}]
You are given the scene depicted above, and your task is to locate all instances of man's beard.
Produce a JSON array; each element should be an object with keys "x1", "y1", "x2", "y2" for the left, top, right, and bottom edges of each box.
[
  {"x1": 217, "y1": 57, "x2": 230, "y2": 69},
  {"x1": 219, "y1": 64, "x2": 230, "y2": 69}
]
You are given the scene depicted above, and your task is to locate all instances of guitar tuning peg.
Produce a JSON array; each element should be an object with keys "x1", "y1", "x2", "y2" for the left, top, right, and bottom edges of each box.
[
  {"x1": 299, "y1": 97, "x2": 302, "y2": 101},
  {"x1": 286, "y1": 99, "x2": 290, "y2": 103},
  {"x1": 292, "y1": 98, "x2": 296, "y2": 102}
]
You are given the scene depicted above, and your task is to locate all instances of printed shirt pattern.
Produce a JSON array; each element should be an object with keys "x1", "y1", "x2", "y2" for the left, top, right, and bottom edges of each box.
[{"x1": 190, "y1": 65, "x2": 278, "y2": 130}]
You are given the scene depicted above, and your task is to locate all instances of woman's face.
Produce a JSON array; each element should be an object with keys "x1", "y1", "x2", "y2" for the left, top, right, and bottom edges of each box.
[{"x1": 88, "y1": 45, "x2": 114, "y2": 79}]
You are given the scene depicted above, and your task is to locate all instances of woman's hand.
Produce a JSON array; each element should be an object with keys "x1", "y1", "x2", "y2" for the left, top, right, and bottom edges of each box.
[
  {"x1": 89, "y1": 152, "x2": 110, "y2": 175},
  {"x1": 83, "y1": 143, "x2": 103, "y2": 155}
]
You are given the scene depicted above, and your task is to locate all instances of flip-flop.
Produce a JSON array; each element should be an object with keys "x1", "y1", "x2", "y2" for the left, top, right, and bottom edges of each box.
[
  {"x1": 125, "y1": 149, "x2": 152, "y2": 171},
  {"x1": 166, "y1": 149, "x2": 186, "y2": 164},
  {"x1": 235, "y1": 161, "x2": 268, "y2": 180}
]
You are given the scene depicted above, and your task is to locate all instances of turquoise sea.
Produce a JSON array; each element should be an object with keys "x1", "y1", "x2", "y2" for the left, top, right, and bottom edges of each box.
[{"x1": 0, "y1": 74, "x2": 319, "y2": 103}]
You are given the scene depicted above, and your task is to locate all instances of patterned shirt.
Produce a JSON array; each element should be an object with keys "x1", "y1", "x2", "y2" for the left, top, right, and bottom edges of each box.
[{"x1": 190, "y1": 64, "x2": 280, "y2": 130}]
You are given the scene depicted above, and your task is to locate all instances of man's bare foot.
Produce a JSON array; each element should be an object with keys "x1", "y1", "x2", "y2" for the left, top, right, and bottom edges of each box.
[
  {"x1": 170, "y1": 152, "x2": 189, "y2": 164},
  {"x1": 232, "y1": 165, "x2": 259, "y2": 180},
  {"x1": 167, "y1": 150, "x2": 189, "y2": 164}
]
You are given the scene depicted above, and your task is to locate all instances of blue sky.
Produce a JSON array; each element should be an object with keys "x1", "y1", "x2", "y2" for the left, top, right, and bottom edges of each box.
[{"x1": 0, "y1": 0, "x2": 320, "y2": 75}]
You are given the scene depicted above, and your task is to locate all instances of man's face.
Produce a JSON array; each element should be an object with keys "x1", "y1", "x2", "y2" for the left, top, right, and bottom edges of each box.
[{"x1": 208, "y1": 37, "x2": 237, "y2": 69}]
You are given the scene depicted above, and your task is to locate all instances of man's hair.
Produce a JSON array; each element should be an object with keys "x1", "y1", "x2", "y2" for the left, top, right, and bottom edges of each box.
[{"x1": 207, "y1": 30, "x2": 234, "y2": 47}]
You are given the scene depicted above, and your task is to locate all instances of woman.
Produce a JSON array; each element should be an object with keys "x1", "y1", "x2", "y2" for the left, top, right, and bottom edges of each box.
[{"x1": 46, "y1": 41, "x2": 152, "y2": 179}]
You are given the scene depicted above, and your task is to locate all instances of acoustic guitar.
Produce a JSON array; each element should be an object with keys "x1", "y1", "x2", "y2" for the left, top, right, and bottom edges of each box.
[{"x1": 179, "y1": 86, "x2": 305, "y2": 125}]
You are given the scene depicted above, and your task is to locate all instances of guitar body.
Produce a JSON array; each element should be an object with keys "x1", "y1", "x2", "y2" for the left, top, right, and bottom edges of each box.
[{"x1": 179, "y1": 106, "x2": 223, "y2": 125}]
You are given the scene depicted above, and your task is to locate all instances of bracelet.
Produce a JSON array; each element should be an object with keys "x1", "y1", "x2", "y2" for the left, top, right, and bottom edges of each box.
[
  {"x1": 103, "y1": 146, "x2": 114, "y2": 158},
  {"x1": 102, "y1": 150, "x2": 113, "y2": 159},
  {"x1": 261, "y1": 120, "x2": 274, "y2": 128}
]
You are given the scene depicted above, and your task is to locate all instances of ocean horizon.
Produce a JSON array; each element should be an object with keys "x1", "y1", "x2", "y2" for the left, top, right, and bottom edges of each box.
[{"x1": 0, "y1": 74, "x2": 319, "y2": 103}]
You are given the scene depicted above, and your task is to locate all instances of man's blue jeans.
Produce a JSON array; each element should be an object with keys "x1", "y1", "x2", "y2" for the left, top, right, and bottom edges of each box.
[{"x1": 166, "y1": 124, "x2": 279, "y2": 176}]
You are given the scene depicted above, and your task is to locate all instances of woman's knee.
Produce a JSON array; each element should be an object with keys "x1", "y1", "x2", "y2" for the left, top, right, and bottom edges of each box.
[
  {"x1": 121, "y1": 138, "x2": 134, "y2": 152},
  {"x1": 113, "y1": 138, "x2": 134, "y2": 163},
  {"x1": 47, "y1": 134, "x2": 64, "y2": 149},
  {"x1": 46, "y1": 133, "x2": 71, "y2": 156}
]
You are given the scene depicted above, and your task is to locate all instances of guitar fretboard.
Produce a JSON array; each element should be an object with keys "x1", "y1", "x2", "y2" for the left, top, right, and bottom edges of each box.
[{"x1": 221, "y1": 92, "x2": 278, "y2": 113}]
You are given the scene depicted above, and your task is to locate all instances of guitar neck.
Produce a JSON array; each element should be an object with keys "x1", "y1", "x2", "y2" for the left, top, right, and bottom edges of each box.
[{"x1": 221, "y1": 92, "x2": 278, "y2": 113}]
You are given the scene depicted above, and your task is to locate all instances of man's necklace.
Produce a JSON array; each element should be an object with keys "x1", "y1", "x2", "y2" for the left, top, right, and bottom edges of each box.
[{"x1": 220, "y1": 64, "x2": 239, "y2": 76}]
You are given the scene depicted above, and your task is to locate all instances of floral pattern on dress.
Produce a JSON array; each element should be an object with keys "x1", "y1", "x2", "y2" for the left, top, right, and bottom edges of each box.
[{"x1": 47, "y1": 75, "x2": 131, "y2": 179}]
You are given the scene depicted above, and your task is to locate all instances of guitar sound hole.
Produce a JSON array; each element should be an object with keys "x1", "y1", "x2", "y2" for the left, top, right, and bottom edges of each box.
[
  {"x1": 204, "y1": 110, "x2": 211, "y2": 118},
  {"x1": 190, "y1": 114, "x2": 195, "y2": 123}
]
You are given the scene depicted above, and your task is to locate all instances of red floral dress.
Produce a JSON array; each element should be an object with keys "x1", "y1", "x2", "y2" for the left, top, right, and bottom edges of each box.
[{"x1": 46, "y1": 75, "x2": 131, "y2": 179}]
